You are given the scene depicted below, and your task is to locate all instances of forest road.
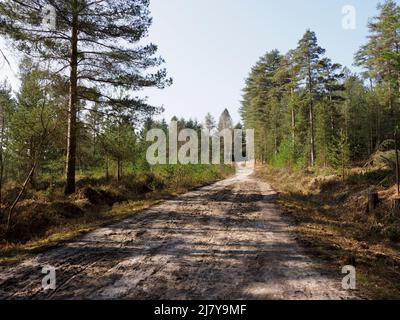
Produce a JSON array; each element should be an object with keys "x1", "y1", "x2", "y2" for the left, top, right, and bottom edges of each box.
[{"x1": 0, "y1": 164, "x2": 356, "y2": 300}]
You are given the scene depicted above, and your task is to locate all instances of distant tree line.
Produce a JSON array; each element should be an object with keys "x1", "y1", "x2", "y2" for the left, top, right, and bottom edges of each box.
[{"x1": 0, "y1": 56, "x2": 234, "y2": 200}]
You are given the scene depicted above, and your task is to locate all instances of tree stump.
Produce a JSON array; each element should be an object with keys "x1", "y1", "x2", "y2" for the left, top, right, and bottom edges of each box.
[
  {"x1": 392, "y1": 198, "x2": 400, "y2": 217},
  {"x1": 367, "y1": 192, "x2": 379, "y2": 213}
]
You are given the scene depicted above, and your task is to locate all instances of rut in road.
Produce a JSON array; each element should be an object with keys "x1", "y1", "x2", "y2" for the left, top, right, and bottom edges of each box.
[{"x1": 0, "y1": 166, "x2": 355, "y2": 300}]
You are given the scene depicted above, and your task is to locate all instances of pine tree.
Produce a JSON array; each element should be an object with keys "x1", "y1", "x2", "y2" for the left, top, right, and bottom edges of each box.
[
  {"x1": 341, "y1": 72, "x2": 370, "y2": 159},
  {"x1": 293, "y1": 30, "x2": 326, "y2": 167},
  {"x1": 218, "y1": 109, "x2": 234, "y2": 163},
  {"x1": 99, "y1": 115, "x2": 137, "y2": 182},
  {"x1": 241, "y1": 50, "x2": 284, "y2": 163},
  {"x1": 204, "y1": 113, "x2": 216, "y2": 133},
  {"x1": 355, "y1": 0, "x2": 400, "y2": 133},
  {"x1": 0, "y1": 0, "x2": 171, "y2": 194},
  {"x1": 9, "y1": 59, "x2": 59, "y2": 186},
  {"x1": 218, "y1": 109, "x2": 233, "y2": 131},
  {"x1": 0, "y1": 81, "x2": 15, "y2": 205},
  {"x1": 276, "y1": 50, "x2": 300, "y2": 151},
  {"x1": 329, "y1": 130, "x2": 350, "y2": 181}
]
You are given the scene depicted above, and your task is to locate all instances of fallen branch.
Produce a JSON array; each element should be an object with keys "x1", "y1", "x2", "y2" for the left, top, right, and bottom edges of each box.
[{"x1": 5, "y1": 162, "x2": 37, "y2": 234}]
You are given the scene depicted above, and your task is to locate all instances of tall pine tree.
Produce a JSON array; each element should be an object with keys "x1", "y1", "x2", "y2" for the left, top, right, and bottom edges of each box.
[
  {"x1": 0, "y1": 0, "x2": 171, "y2": 194},
  {"x1": 293, "y1": 30, "x2": 326, "y2": 167}
]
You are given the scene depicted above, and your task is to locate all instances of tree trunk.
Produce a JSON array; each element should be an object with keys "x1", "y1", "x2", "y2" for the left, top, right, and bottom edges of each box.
[
  {"x1": 389, "y1": 84, "x2": 394, "y2": 118},
  {"x1": 0, "y1": 151, "x2": 3, "y2": 207},
  {"x1": 309, "y1": 93, "x2": 316, "y2": 167},
  {"x1": 105, "y1": 155, "x2": 109, "y2": 181},
  {"x1": 291, "y1": 88, "x2": 296, "y2": 149},
  {"x1": 308, "y1": 64, "x2": 316, "y2": 167},
  {"x1": 64, "y1": 1, "x2": 79, "y2": 195},
  {"x1": 93, "y1": 133, "x2": 96, "y2": 157},
  {"x1": 397, "y1": 70, "x2": 400, "y2": 94},
  {"x1": 342, "y1": 159, "x2": 345, "y2": 182},
  {"x1": 396, "y1": 132, "x2": 400, "y2": 196},
  {"x1": 6, "y1": 163, "x2": 37, "y2": 233},
  {"x1": 28, "y1": 141, "x2": 36, "y2": 188},
  {"x1": 367, "y1": 192, "x2": 379, "y2": 213},
  {"x1": 392, "y1": 198, "x2": 400, "y2": 217},
  {"x1": 329, "y1": 94, "x2": 335, "y2": 133},
  {"x1": 117, "y1": 158, "x2": 121, "y2": 183},
  {"x1": 0, "y1": 112, "x2": 5, "y2": 207}
]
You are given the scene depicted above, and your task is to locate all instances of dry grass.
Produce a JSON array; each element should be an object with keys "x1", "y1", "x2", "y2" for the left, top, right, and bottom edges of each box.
[
  {"x1": 0, "y1": 197, "x2": 164, "y2": 264},
  {"x1": 0, "y1": 165, "x2": 235, "y2": 264},
  {"x1": 257, "y1": 165, "x2": 400, "y2": 300}
]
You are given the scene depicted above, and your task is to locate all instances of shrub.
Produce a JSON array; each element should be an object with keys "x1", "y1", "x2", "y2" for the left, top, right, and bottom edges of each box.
[{"x1": 384, "y1": 225, "x2": 400, "y2": 242}]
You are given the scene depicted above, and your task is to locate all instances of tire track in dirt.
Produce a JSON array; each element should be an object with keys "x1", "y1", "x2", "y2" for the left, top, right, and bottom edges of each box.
[{"x1": 0, "y1": 165, "x2": 356, "y2": 300}]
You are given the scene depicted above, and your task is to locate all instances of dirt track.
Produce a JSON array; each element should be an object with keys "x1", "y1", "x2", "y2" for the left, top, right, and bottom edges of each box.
[{"x1": 0, "y1": 165, "x2": 355, "y2": 300}]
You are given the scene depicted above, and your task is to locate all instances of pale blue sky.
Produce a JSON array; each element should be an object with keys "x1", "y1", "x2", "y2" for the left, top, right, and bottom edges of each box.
[
  {"x1": 141, "y1": 0, "x2": 386, "y2": 124},
  {"x1": 0, "y1": 0, "x2": 394, "y2": 124}
]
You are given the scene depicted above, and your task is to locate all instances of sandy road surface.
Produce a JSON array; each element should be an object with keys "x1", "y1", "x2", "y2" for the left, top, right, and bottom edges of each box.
[{"x1": 0, "y1": 165, "x2": 354, "y2": 300}]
